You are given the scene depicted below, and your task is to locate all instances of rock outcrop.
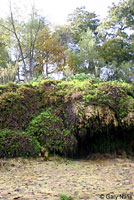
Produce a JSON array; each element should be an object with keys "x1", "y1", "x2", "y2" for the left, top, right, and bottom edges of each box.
[{"x1": 0, "y1": 80, "x2": 134, "y2": 157}]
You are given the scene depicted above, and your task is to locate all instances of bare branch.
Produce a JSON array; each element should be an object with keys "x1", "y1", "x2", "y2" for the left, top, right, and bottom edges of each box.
[
  {"x1": 9, "y1": 1, "x2": 28, "y2": 80},
  {"x1": 0, "y1": 23, "x2": 14, "y2": 34}
]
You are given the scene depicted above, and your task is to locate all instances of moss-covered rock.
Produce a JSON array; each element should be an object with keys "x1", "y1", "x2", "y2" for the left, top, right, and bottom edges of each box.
[
  {"x1": 0, "y1": 129, "x2": 41, "y2": 158},
  {"x1": 0, "y1": 82, "x2": 19, "y2": 95},
  {"x1": 0, "y1": 79, "x2": 134, "y2": 158},
  {"x1": 0, "y1": 86, "x2": 42, "y2": 130},
  {"x1": 26, "y1": 107, "x2": 77, "y2": 156},
  {"x1": 38, "y1": 80, "x2": 62, "y2": 106}
]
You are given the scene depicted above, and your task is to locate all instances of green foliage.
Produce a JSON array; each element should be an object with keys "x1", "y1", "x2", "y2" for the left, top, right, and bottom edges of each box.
[
  {"x1": 99, "y1": 38, "x2": 132, "y2": 66},
  {"x1": 29, "y1": 75, "x2": 52, "y2": 87},
  {"x1": 68, "y1": 6, "x2": 100, "y2": 44},
  {"x1": 0, "y1": 5, "x2": 47, "y2": 82},
  {"x1": 59, "y1": 194, "x2": 73, "y2": 200},
  {"x1": 0, "y1": 63, "x2": 19, "y2": 84},
  {"x1": 77, "y1": 30, "x2": 104, "y2": 76},
  {"x1": 26, "y1": 107, "x2": 77, "y2": 156},
  {"x1": 118, "y1": 62, "x2": 134, "y2": 83},
  {"x1": 1, "y1": 1, "x2": 134, "y2": 159},
  {"x1": 55, "y1": 79, "x2": 93, "y2": 104},
  {"x1": 0, "y1": 29, "x2": 11, "y2": 68},
  {"x1": 64, "y1": 29, "x2": 104, "y2": 76},
  {"x1": 66, "y1": 73, "x2": 100, "y2": 82},
  {"x1": 0, "y1": 1, "x2": 133, "y2": 83},
  {"x1": 53, "y1": 25, "x2": 72, "y2": 48},
  {"x1": 0, "y1": 82, "x2": 19, "y2": 95},
  {"x1": 98, "y1": 37, "x2": 134, "y2": 81},
  {"x1": 98, "y1": 0, "x2": 134, "y2": 82},
  {"x1": 1, "y1": 79, "x2": 134, "y2": 158},
  {"x1": 83, "y1": 81, "x2": 134, "y2": 121},
  {"x1": 35, "y1": 27, "x2": 66, "y2": 76},
  {"x1": 106, "y1": 0, "x2": 134, "y2": 35},
  {"x1": 0, "y1": 129, "x2": 41, "y2": 158},
  {"x1": 0, "y1": 86, "x2": 42, "y2": 130}
]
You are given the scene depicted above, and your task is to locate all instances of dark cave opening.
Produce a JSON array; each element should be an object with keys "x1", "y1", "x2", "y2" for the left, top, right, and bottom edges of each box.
[{"x1": 73, "y1": 127, "x2": 134, "y2": 159}]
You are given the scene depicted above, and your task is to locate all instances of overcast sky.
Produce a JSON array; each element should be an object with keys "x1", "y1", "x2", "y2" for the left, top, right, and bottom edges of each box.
[{"x1": 1, "y1": 0, "x2": 120, "y2": 25}]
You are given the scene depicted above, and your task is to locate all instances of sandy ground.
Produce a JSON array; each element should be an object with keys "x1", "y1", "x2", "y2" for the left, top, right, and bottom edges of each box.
[{"x1": 0, "y1": 156, "x2": 134, "y2": 200}]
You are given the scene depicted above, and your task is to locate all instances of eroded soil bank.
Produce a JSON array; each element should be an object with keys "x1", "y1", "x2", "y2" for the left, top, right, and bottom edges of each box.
[{"x1": 0, "y1": 156, "x2": 134, "y2": 200}]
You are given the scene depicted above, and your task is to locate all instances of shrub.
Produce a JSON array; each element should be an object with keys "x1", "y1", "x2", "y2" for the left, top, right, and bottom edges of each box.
[{"x1": 0, "y1": 129, "x2": 41, "y2": 158}]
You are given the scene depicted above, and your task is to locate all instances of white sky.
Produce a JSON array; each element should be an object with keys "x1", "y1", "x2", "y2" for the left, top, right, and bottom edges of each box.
[{"x1": 0, "y1": 0, "x2": 120, "y2": 25}]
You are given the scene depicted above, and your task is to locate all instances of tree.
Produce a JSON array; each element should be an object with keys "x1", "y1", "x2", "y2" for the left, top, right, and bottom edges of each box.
[
  {"x1": 0, "y1": 33, "x2": 11, "y2": 68},
  {"x1": 98, "y1": 0, "x2": 134, "y2": 40},
  {"x1": 98, "y1": 37, "x2": 132, "y2": 66},
  {"x1": 35, "y1": 27, "x2": 66, "y2": 77},
  {"x1": 69, "y1": 30, "x2": 104, "y2": 77},
  {"x1": 68, "y1": 7, "x2": 100, "y2": 44},
  {"x1": 0, "y1": 2, "x2": 46, "y2": 82},
  {"x1": 64, "y1": 49, "x2": 80, "y2": 74},
  {"x1": 53, "y1": 25, "x2": 72, "y2": 48},
  {"x1": 0, "y1": 62, "x2": 19, "y2": 84},
  {"x1": 97, "y1": 0, "x2": 134, "y2": 82},
  {"x1": 21, "y1": 7, "x2": 46, "y2": 80}
]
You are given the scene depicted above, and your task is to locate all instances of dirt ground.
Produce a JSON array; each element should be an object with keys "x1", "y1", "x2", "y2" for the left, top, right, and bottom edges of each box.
[{"x1": 0, "y1": 155, "x2": 134, "y2": 200}]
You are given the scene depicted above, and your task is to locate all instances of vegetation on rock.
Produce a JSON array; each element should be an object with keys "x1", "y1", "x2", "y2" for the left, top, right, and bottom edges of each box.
[
  {"x1": 0, "y1": 77, "x2": 134, "y2": 158},
  {"x1": 0, "y1": 129, "x2": 40, "y2": 158},
  {"x1": 0, "y1": 85, "x2": 42, "y2": 130},
  {"x1": 26, "y1": 107, "x2": 77, "y2": 156}
]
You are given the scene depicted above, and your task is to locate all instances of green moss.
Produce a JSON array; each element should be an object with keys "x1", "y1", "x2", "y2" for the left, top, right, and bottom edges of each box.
[
  {"x1": 83, "y1": 81, "x2": 134, "y2": 122},
  {"x1": 26, "y1": 107, "x2": 77, "y2": 156},
  {"x1": 55, "y1": 80, "x2": 92, "y2": 104},
  {"x1": 0, "y1": 129, "x2": 41, "y2": 158},
  {"x1": 0, "y1": 79, "x2": 134, "y2": 158},
  {"x1": 0, "y1": 86, "x2": 43, "y2": 130},
  {"x1": 39, "y1": 80, "x2": 62, "y2": 106},
  {"x1": 0, "y1": 82, "x2": 19, "y2": 95}
]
